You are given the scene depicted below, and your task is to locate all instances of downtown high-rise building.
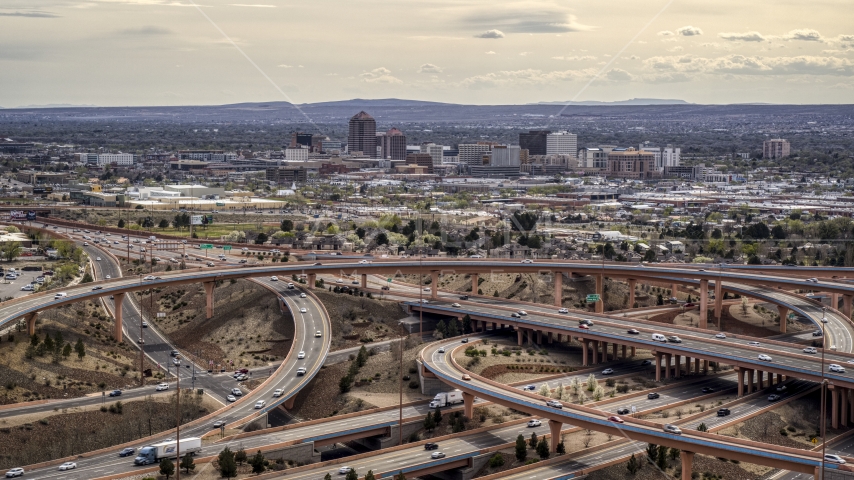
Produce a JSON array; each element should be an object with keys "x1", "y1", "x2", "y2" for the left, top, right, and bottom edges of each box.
[
  {"x1": 519, "y1": 130, "x2": 551, "y2": 155},
  {"x1": 420, "y1": 143, "x2": 445, "y2": 166},
  {"x1": 546, "y1": 131, "x2": 578, "y2": 157},
  {"x1": 380, "y1": 127, "x2": 407, "y2": 160},
  {"x1": 458, "y1": 144, "x2": 493, "y2": 171},
  {"x1": 347, "y1": 111, "x2": 377, "y2": 158},
  {"x1": 763, "y1": 139, "x2": 790, "y2": 159}
]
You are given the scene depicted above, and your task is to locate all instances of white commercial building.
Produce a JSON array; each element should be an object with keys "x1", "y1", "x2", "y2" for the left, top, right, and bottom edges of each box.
[
  {"x1": 489, "y1": 145, "x2": 521, "y2": 167},
  {"x1": 97, "y1": 153, "x2": 134, "y2": 166},
  {"x1": 546, "y1": 131, "x2": 578, "y2": 157},
  {"x1": 640, "y1": 144, "x2": 680, "y2": 171},
  {"x1": 458, "y1": 144, "x2": 492, "y2": 169},
  {"x1": 420, "y1": 143, "x2": 445, "y2": 167},
  {"x1": 285, "y1": 146, "x2": 309, "y2": 162}
]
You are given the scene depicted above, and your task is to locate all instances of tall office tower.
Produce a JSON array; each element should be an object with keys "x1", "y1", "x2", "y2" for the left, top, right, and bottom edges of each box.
[
  {"x1": 290, "y1": 132, "x2": 313, "y2": 148},
  {"x1": 546, "y1": 131, "x2": 578, "y2": 156},
  {"x1": 347, "y1": 111, "x2": 377, "y2": 158},
  {"x1": 519, "y1": 130, "x2": 551, "y2": 155},
  {"x1": 490, "y1": 145, "x2": 521, "y2": 166},
  {"x1": 458, "y1": 144, "x2": 493, "y2": 170},
  {"x1": 639, "y1": 144, "x2": 681, "y2": 170},
  {"x1": 380, "y1": 128, "x2": 407, "y2": 160},
  {"x1": 763, "y1": 139, "x2": 790, "y2": 159},
  {"x1": 420, "y1": 143, "x2": 445, "y2": 166}
]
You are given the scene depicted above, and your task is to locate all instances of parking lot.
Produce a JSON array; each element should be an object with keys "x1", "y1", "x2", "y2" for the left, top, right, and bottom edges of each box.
[{"x1": 0, "y1": 260, "x2": 55, "y2": 302}]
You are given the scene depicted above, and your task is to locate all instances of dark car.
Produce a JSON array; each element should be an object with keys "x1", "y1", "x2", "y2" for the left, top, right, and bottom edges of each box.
[
  {"x1": 461, "y1": 338, "x2": 469, "y2": 343},
  {"x1": 717, "y1": 408, "x2": 731, "y2": 417},
  {"x1": 313, "y1": 262, "x2": 322, "y2": 266},
  {"x1": 813, "y1": 330, "x2": 823, "y2": 337},
  {"x1": 617, "y1": 407, "x2": 630, "y2": 415},
  {"x1": 459, "y1": 295, "x2": 469, "y2": 300},
  {"x1": 424, "y1": 443, "x2": 439, "y2": 450},
  {"x1": 381, "y1": 286, "x2": 390, "y2": 291},
  {"x1": 170, "y1": 350, "x2": 179, "y2": 357},
  {"x1": 702, "y1": 387, "x2": 715, "y2": 393},
  {"x1": 118, "y1": 447, "x2": 136, "y2": 457},
  {"x1": 109, "y1": 390, "x2": 122, "y2": 397},
  {"x1": 627, "y1": 329, "x2": 640, "y2": 335},
  {"x1": 647, "y1": 392, "x2": 660, "y2": 400}
]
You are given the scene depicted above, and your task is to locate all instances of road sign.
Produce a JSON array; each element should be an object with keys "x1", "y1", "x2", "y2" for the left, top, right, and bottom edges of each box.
[
  {"x1": 586, "y1": 294, "x2": 601, "y2": 302},
  {"x1": 200, "y1": 244, "x2": 213, "y2": 250},
  {"x1": 156, "y1": 312, "x2": 166, "y2": 318},
  {"x1": 223, "y1": 245, "x2": 232, "y2": 251},
  {"x1": 812, "y1": 437, "x2": 818, "y2": 444},
  {"x1": 387, "y1": 278, "x2": 392, "y2": 283},
  {"x1": 631, "y1": 405, "x2": 637, "y2": 413}
]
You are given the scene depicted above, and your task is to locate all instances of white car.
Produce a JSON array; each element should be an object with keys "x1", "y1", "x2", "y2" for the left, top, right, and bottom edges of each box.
[
  {"x1": 830, "y1": 364, "x2": 846, "y2": 373},
  {"x1": 296, "y1": 367, "x2": 307, "y2": 376},
  {"x1": 20, "y1": 285, "x2": 33, "y2": 291},
  {"x1": 300, "y1": 293, "x2": 307, "y2": 298},
  {"x1": 336, "y1": 278, "x2": 343, "y2": 283},
  {"x1": 271, "y1": 276, "x2": 278, "y2": 281},
  {"x1": 315, "y1": 330, "x2": 322, "y2": 338},
  {"x1": 558, "y1": 308, "x2": 569, "y2": 314},
  {"x1": 527, "y1": 419, "x2": 542, "y2": 427},
  {"x1": 339, "y1": 466, "x2": 354, "y2": 474},
  {"x1": 420, "y1": 299, "x2": 429, "y2": 304},
  {"x1": 602, "y1": 368, "x2": 614, "y2": 375},
  {"x1": 226, "y1": 395, "x2": 237, "y2": 402},
  {"x1": 58, "y1": 462, "x2": 77, "y2": 471},
  {"x1": 663, "y1": 424, "x2": 682, "y2": 435},
  {"x1": 300, "y1": 307, "x2": 307, "y2": 313},
  {"x1": 451, "y1": 303, "x2": 461, "y2": 307},
  {"x1": 715, "y1": 333, "x2": 726, "y2": 339},
  {"x1": 254, "y1": 400, "x2": 266, "y2": 409},
  {"x1": 431, "y1": 452, "x2": 446, "y2": 459},
  {"x1": 747, "y1": 341, "x2": 760, "y2": 347},
  {"x1": 156, "y1": 382, "x2": 169, "y2": 391},
  {"x1": 520, "y1": 259, "x2": 533, "y2": 263},
  {"x1": 105, "y1": 275, "x2": 111, "y2": 279},
  {"x1": 517, "y1": 310, "x2": 527, "y2": 316},
  {"x1": 5, "y1": 468, "x2": 24, "y2": 477},
  {"x1": 757, "y1": 354, "x2": 773, "y2": 362},
  {"x1": 273, "y1": 389, "x2": 284, "y2": 397},
  {"x1": 803, "y1": 347, "x2": 817, "y2": 354},
  {"x1": 96, "y1": 257, "x2": 102, "y2": 261},
  {"x1": 825, "y1": 454, "x2": 847, "y2": 464},
  {"x1": 297, "y1": 351, "x2": 305, "y2": 359},
  {"x1": 359, "y1": 260, "x2": 370, "y2": 264}
]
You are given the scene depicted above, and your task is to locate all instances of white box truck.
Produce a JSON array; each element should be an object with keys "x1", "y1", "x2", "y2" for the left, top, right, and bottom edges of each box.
[
  {"x1": 429, "y1": 390, "x2": 464, "y2": 408},
  {"x1": 133, "y1": 437, "x2": 202, "y2": 465}
]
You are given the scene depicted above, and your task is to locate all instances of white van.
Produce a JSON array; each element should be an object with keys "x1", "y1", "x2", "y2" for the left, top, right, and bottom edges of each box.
[
  {"x1": 54, "y1": 292, "x2": 68, "y2": 299},
  {"x1": 651, "y1": 333, "x2": 667, "y2": 343}
]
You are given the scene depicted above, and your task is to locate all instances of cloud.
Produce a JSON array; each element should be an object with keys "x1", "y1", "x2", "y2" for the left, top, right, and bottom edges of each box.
[
  {"x1": 278, "y1": 64, "x2": 293, "y2": 68},
  {"x1": 658, "y1": 31, "x2": 674, "y2": 36},
  {"x1": 629, "y1": 55, "x2": 640, "y2": 60},
  {"x1": 783, "y1": 29, "x2": 823, "y2": 42},
  {"x1": 485, "y1": 51, "x2": 496, "y2": 55},
  {"x1": 360, "y1": 67, "x2": 403, "y2": 84},
  {"x1": 119, "y1": 26, "x2": 173, "y2": 35},
  {"x1": 458, "y1": 68, "x2": 593, "y2": 89},
  {"x1": 552, "y1": 55, "x2": 596, "y2": 61},
  {"x1": 475, "y1": 29, "x2": 505, "y2": 39},
  {"x1": 418, "y1": 63, "x2": 443, "y2": 74},
  {"x1": 719, "y1": 31, "x2": 767, "y2": 42},
  {"x1": 456, "y1": 4, "x2": 594, "y2": 34},
  {"x1": 519, "y1": 52, "x2": 529, "y2": 56},
  {"x1": 0, "y1": 10, "x2": 60, "y2": 18},
  {"x1": 605, "y1": 69, "x2": 634, "y2": 81},
  {"x1": 643, "y1": 54, "x2": 854, "y2": 76},
  {"x1": 677, "y1": 26, "x2": 703, "y2": 36}
]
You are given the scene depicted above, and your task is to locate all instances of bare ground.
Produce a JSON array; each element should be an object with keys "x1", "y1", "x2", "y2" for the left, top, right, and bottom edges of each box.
[
  {"x1": 312, "y1": 289, "x2": 409, "y2": 350},
  {"x1": 580, "y1": 452, "x2": 769, "y2": 480}
]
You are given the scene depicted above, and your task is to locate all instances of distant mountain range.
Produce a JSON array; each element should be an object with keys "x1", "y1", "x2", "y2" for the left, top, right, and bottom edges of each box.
[
  {"x1": 533, "y1": 98, "x2": 691, "y2": 106},
  {"x1": 16, "y1": 103, "x2": 97, "y2": 108}
]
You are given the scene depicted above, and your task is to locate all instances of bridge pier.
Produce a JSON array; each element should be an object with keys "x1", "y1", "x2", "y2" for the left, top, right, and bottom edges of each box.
[
  {"x1": 517, "y1": 329, "x2": 524, "y2": 346},
  {"x1": 25, "y1": 312, "x2": 38, "y2": 336},
  {"x1": 307, "y1": 273, "x2": 316, "y2": 289},
  {"x1": 554, "y1": 271, "x2": 562, "y2": 307},
  {"x1": 631, "y1": 346, "x2": 636, "y2": 357},
  {"x1": 592, "y1": 340, "x2": 599, "y2": 364},
  {"x1": 582, "y1": 340, "x2": 589, "y2": 367},
  {"x1": 113, "y1": 292, "x2": 125, "y2": 342},
  {"x1": 284, "y1": 396, "x2": 296, "y2": 410},
  {"x1": 595, "y1": 274, "x2": 604, "y2": 313},
  {"x1": 628, "y1": 279, "x2": 636, "y2": 308},
  {"x1": 777, "y1": 306, "x2": 789, "y2": 333},
  {"x1": 680, "y1": 451, "x2": 694, "y2": 480},
  {"x1": 674, "y1": 355, "x2": 681, "y2": 378},
  {"x1": 361, "y1": 274, "x2": 367, "y2": 289},
  {"x1": 431, "y1": 271, "x2": 439, "y2": 300},
  {"x1": 462, "y1": 392, "x2": 474, "y2": 419},
  {"x1": 548, "y1": 420, "x2": 562, "y2": 453},
  {"x1": 664, "y1": 353, "x2": 672, "y2": 380},
  {"x1": 204, "y1": 281, "x2": 215, "y2": 319},
  {"x1": 471, "y1": 274, "x2": 478, "y2": 294},
  {"x1": 842, "y1": 388, "x2": 849, "y2": 428},
  {"x1": 671, "y1": 283, "x2": 679, "y2": 298},
  {"x1": 746, "y1": 369, "x2": 754, "y2": 394},
  {"x1": 547, "y1": 332, "x2": 553, "y2": 344},
  {"x1": 699, "y1": 279, "x2": 708, "y2": 328},
  {"x1": 832, "y1": 293, "x2": 839, "y2": 310},
  {"x1": 845, "y1": 295, "x2": 853, "y2": 319},
  {"x1": 694, "y1": 357, "x2": 701, "y2": 375},
  {"x1": 714, "y1": 280, "x2": 723, "y2": 321},
  {"x1": 736, "y1": 367, "x2": 744, "y2": 397},
  {"x1": 655, "y1": 352, "x2": 662, "y2": 382},
  {"x1": 536, "y1": 330, "x2": 543, "y2": 344},
  {"x1": 621, "y1": 344, "x2": 627, "y2": 360}
]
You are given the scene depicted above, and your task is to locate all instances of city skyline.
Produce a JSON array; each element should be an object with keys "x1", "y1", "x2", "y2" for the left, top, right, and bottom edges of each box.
[{"x1": 1, "y1": 0, "x2": 853, "y2": 107}]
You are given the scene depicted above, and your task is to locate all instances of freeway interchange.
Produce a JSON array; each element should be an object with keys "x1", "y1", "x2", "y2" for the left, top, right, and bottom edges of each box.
[{"x1": 3, "y1": 245, "x2": 854, "y2": 479}]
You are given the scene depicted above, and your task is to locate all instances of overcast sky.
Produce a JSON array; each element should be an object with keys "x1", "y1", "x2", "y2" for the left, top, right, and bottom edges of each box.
[{"x1": 2, "y1": 0, "x2": 853, "y2": 107}]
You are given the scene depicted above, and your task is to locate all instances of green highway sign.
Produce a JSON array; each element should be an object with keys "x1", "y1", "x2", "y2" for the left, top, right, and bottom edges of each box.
[
  {"x1": 223, "y1": 245, "x2": 232, "y2": 251},
  {"x1": 387, "y1": 278, "x2": 392, "y2": 283},
  {"x1": 586, "y1": 294, "x2": 601, "y2": 302},
  {"x1": 200, "y1": 244, "x2": 213, "y2": 250}
]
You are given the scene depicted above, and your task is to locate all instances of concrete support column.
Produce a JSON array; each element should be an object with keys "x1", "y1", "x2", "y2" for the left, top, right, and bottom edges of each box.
[
  {"x1": 671, "y1": 283, "x2": 679, "y2": 298},
  {"x1": 832, "y1": 293, "x2": 840, "y2": 311},
  {"x1": 113, "y1": 293, "x2": 126, "y2": 342},
  {"x1": 849, "y1": 389, "x2": 854, "y2": 425},
  {"x1": 680, "y1": 451, "x2": 694, "y2": 480},
  {"x1": 492, "y1": 322, "x2": 497, "y2": 331},
  {"x1": 694, "y1": 357, "x2": 701, "y2": 375},
  {"x1": 714, "y1": 280, "x2": 723, "y2": 321},
  {"x1": 517, "y1": 329, "x2": 524, "y2": 346},
  {"x1": 778, "y1": 306, "x2": 789, "y2": 333},
  {"x1": 592, "y1": 340, "x2": 599, "y2": 364},
  {"x1": 655, "y1": 352, "x2": 662, "y2": 382},
  {"x1": 595, "y1": 274, "x2": 604, "y2": 313},
  {"x1": 307, "y1": 273, "x2": 316, "y2": 289},
  {"x1": 556, "y1": 334, "x2": 562, "y2": 343},
  {"x1": 471, "y1": 274, "x2": 478, "y2": 295},
  {"x1": 630, "y1": 346, "x2": 636, "y2": 357},
  {"x1": 548, "y1": 420, "x2": 562, "y2": 453},
  {"x1": 746, "y1": 369, "x2": 754, "y2": 394},
  {"x1": 25, "y1": 312, "x2": 38, "y2": 336},
  {"x1": 582, "y1": 340, "x2": 589, "y2": 367},
  {"x1": 463, "y1": 392, "x2": 475, "y2": 419},
  {"x1": 527, "y1": 329, "x2": 533, "y2": 346},
  {"x1": 664, "y1": 354, "x2": 672, "y2": 380},
  {"x1": 283, "y1": 397, "x2": 296, "y2": 410},
  {"x1": 685, "y1": 357, "x2": 691, "y2": 375},
  {"x1": 757, "y1": 370, "x2": 763, "y2": 389},
  {"x1": 674, "y1": 355, "x2": 681, "y2": 378},
  {"x1": 842, "y1": 387, "x2": 849, "y2": 428},
  {"x1": 548, "y1": 332, "x2": 553, "y2": 344},
  {"x1": 736, "y1": 367, "x2": 744, "y2": 397},
  {"x1": 536, "y1": 330, "x2": 543, "y2": 344},
  {"x1": 621, "y1": 344, "x2": 627, "y2": 360},
  {"x1": 554, "y1": 271, "x2": 563, "y2": 307},
  {"x1": 777, "y1": 373, "x2": 784, "y2": 385},
  {"x1": 203, "y1": 281, "x2": 215, "y2": 320},
  {"x1": 844, "y1": 295, "x2": 853, "y2": 319},
  {"x1": 832, "y1": 386, "x2": 840, "y2": 430},
  {"x1": 430, "y1": 271, "x2": 439, "y2": 300},
  {"x1": 360, "y1": 274, "x2": 367, "y2": 289},
  {"x1": 699, "y1": 279, "x2": 708, "y2": 329},
  {"x1": 703, "y1": 359, "x2": 709, "y2": 374},
  {"x1": 628, "y1": 278, "x2": 637, "y2": 308}
]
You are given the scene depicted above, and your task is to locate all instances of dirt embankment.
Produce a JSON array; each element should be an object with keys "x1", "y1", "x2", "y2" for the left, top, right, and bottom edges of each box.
[
  {"x1": 0, "y1": 392, "x2": 210, "y2": 470},
  {"x1": 312, "y1": 289, "x2": 408, "y2": 350},
  {"x1": 582, "y1": 453, "x2": 768, "y2": 480},
  {"x1": 139, "y1": 280, "x2": 294, "y2": 369}
]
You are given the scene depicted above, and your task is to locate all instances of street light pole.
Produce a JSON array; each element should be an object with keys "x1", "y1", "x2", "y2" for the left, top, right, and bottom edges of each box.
[
  {"x1": 820, "y1": 306, "x2": 827, "y2": 480},
  {"x1": 175, "y1": 356, "x2": 181, "y2": 480}
]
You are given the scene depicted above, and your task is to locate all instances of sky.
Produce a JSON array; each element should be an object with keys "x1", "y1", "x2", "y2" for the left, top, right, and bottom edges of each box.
[{"x1": 2, "y1": 0, "x2": 853, "y2": 107}]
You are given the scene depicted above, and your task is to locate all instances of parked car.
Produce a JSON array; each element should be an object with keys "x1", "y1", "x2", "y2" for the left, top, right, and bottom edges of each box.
[{"x1": 231, "y1": 388, "x2": 242, "y2": 396}]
